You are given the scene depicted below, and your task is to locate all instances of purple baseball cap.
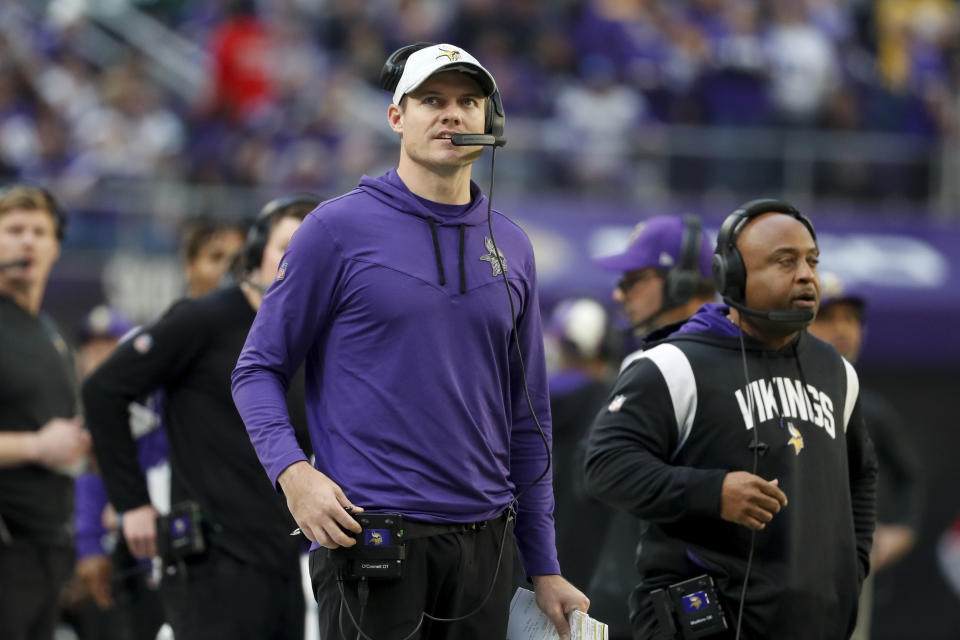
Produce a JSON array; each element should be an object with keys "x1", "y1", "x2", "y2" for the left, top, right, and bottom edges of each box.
[
  {"x1": 77, "y1": 305, "x2": 134, "y2": 344},
  {"x1": 594, "y1": 215, "x2": 713, "y2": 277}
]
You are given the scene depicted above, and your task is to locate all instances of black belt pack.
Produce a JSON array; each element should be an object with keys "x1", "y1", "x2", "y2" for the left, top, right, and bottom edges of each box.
[
  {"x1": 651, "y1": 574, "x2": 729, "y2": 639},
  {"x1": 156, "y1": 501, "x2": 206, "y2": 563},
  {"x1": 337, "y1": 513, "x2": 406, "y2": 580}
]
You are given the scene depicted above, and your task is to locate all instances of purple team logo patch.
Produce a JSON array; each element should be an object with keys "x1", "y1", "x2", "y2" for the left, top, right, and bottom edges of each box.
[
  {"x1": 277, "y1": 261, "x2": 288, "y2": 280},
  {"x1": 363, "y1": 529, "x2": 389, "y2": 546},
  {"x1": 682, "y1": 590, "x2": 709, "y2": 612}
]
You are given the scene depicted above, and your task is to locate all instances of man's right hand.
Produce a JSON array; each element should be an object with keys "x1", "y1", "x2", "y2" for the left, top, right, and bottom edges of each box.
[
  {"x1": 720, "y1": 472, "x2": 788, "y2": 531},
  {"x1": 277, "y1": 461, "x2": 363, "y2": 548},
  {"x1": 33, "y1": 417, "x2": 90, "y2": 469},
  {"x1": 122, "y1": 504, "x2": 159, "y2": 559}
]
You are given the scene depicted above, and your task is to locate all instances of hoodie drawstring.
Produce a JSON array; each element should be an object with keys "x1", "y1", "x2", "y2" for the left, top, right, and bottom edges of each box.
[
  {"x1": 458, "y1": 224, "x2": 466, "y2": 294},
  {"x1": 427, "y1": 218, "x2": 446, "y2": 286}
]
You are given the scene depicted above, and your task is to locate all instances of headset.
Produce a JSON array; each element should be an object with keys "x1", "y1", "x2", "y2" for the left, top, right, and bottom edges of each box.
[
  {"x1": 0, "y1": 183, "x2": 68, "y2": 241},
  {"x1": 242, "y1": 193, "x2": 321, "y2": 274},
  {"x1": 712, "y1": 198, "x2": 817, "y2": 324},
  {"x1": 379, "y1": 43, "x2": 506, "y2": 147},
  {"x1": 662, "y1": 214, "x2": 705, "y2": 310}
]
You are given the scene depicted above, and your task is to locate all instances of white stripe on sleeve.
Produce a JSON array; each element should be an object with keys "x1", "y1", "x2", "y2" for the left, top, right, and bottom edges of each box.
[
  {"x1": 638, "y1": 344, "x2": 698, "y2": 457},
  {"x1": 841, "y1": 357, "x2": 859, "y2": 433}
]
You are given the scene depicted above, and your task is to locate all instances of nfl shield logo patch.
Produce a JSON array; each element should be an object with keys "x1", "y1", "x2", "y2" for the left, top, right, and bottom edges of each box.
[{"x1": 277, "y1": 261, "x2": 288, "y2": 280}]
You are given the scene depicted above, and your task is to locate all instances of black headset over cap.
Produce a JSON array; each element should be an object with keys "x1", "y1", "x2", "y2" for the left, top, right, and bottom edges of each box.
[
  {"x1": 663, "y1": 214, "x2": 706, "y2": 310},
  {"x1": 379, "y1": 42, "x2": 506, "y2": 146}
]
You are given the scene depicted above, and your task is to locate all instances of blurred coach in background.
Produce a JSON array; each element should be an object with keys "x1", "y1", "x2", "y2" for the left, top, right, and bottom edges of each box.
[{"x1": 0, "y1": 184, "x2": 89, "y2": 640}]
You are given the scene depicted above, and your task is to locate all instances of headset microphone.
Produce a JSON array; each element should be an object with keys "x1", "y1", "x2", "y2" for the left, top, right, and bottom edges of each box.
[
  {"x1": 450, "y1": 133, "x2": 505, "y2": 147},
  {"x1": 0, "y1": 258, "x2": 29, "y2": 271},
  {"x1": 723, "y1": 296, "x2": 814, "y2": 324}
]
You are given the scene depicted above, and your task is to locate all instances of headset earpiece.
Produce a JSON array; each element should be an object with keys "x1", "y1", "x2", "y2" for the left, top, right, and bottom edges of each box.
[
  {"x1": 243, "y1": 194, "x2": 321, "y2": 273},
  {"x1": 663, "y1": 215, "x2": 703, "y2": 309},
  {"x1": 379, "y1": 42, "x2": 436, "y2": 93},
  {"x1": 486, "y1": 89, "x2": 505, "y2": 140}
]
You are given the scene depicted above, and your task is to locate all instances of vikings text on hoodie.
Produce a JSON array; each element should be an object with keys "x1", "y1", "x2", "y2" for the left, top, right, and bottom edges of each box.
[{"x1": 232, "y1": 170, "x2": 559, "y2": 576}]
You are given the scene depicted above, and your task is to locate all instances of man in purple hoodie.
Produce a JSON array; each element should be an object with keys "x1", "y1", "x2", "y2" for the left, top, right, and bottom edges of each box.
[{"x1": 232, "y1": 42, "x2": 588, "y2": 639}]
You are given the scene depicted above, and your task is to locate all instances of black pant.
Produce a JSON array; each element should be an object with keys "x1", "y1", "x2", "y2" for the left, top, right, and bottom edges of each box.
[
  {"x1": 159, "y1": 547, "x2": 304, "y2": 640},
  {"x1": 0, "y1": 540, "x2": 73, "y2": 640},
  {"x1": 310, "y1": 515, "x2": 514, "y2": 640}
]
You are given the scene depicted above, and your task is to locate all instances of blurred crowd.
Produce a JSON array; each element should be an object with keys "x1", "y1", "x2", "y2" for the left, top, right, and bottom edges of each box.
[{"x1": 1, "y1": 0, "x2": 958, "y2": 203}]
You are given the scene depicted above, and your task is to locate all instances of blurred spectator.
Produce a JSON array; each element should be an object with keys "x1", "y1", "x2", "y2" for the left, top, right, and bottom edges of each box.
[
  {"x1": 766, "y1": 0, "x2": 840, "y2": 126},
  {"x1": 203, "y1": 0, "x2": 274, "y2": 123}
]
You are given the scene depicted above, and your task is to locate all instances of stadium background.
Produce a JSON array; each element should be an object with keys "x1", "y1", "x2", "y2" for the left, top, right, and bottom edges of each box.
[{"x1": 2, "y1": 0, "x2": 959, "y2": 637}]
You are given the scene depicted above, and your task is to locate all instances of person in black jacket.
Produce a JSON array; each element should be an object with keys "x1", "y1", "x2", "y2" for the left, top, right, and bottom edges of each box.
[
  {"x1": 584, "y1": 199, "x2": 877, "y2": 640},
  {"x1": 82, "y1": 194, "x2": 318, "y2": 640},
  {"x1": 0, "y1": 184, "x2": 89, "y2": 640}
]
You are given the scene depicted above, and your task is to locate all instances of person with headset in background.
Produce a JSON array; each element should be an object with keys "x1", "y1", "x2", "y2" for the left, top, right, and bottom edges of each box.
[
  {"x1": 808, "y1": 273, "x2": 923, "y2": 640},
  {"x1": 584, "y1": 200, "x2": 877, "y2": 640},
  {"x1": 232, "y1": 42, "x2": 588, "y2": 640},
  {"x1": 67, "y1": 212, "x2": 250, "y2": 640},
  {"x1": 0, "y1": 184, "x2": 90, "y2": 640},
  {"x1": 597, "y1": 215, "x2": 718, "y2": 371},
  {"x1": 82, "y1": 195, "x2": 317, "y2": 640},
  {"x1": 587, "y1": 215, "x2": 716, "y2": 638}
]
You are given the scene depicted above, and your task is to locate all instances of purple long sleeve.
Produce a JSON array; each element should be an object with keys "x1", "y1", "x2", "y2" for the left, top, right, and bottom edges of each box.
[{"x1": 74, "y1": 471, "x2": 109, "y2": 559}]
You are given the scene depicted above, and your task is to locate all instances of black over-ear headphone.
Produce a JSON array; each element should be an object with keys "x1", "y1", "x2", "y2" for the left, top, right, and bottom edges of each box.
[
  {"x1": 663, "y1": 214, "x2": 705, "y2": 309},
  {"x1": 712, "y1": 198, "x2": 817, "y2": 304},
  {"x1": 379, "y1": 42, "x2": 506, "y2": 146},
  {"x1": 0, "y1": 183, "x2": 68, "y2": 241},
  {"x1": 243, "y1": 193, "x2": 321, "y2": 273}
]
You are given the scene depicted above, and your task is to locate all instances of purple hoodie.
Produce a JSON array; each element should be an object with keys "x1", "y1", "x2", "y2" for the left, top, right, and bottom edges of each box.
[{"x1": 232, "y1": 170, "x2": 559, "y2": 576}]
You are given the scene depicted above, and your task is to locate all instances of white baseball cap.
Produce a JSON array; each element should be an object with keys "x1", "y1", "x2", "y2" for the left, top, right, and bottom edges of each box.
[{"x1": 392, "y1": 43, "x2": 498, "y2": 105}]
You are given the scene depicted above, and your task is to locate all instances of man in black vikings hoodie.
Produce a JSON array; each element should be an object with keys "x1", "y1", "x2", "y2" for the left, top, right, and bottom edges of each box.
[{"x1": 585, "y1": 203, "x2": 877, "y2": 640}]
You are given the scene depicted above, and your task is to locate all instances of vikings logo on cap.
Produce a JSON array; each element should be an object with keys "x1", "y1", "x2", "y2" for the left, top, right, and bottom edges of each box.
[{"x1": 436, "y1": 47, "x2": 462, "y2": 62}]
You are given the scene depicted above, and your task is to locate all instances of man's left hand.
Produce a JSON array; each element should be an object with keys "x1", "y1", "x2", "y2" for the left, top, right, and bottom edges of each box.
[{"x1": 532, "y1": 574, "x2": 590, "y2": 640}]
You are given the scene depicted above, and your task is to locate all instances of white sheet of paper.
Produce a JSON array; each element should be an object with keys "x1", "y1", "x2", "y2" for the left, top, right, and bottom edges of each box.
[
  {"x1": 506, "y1": 588, "x2": 558, "y2": 640},
  {"x1": 506, "y1": 588, "x2": 609, "y2": 640}
]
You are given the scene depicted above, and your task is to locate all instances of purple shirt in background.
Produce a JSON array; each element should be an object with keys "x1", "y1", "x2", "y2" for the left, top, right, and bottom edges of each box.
[{"x1": 232, "y1": 170, "x2": 560, "y2": 576}]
